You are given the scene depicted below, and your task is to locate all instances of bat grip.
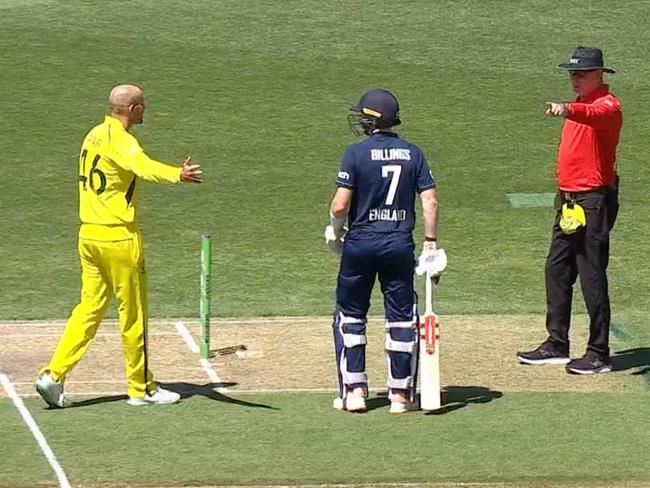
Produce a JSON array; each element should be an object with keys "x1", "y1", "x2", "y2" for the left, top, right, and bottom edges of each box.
[{"x1": 424, "y1": 271, "x2": 433, "y2": 314}]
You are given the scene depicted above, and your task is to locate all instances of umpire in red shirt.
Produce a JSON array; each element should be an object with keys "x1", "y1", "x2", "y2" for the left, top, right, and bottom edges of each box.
[{"x1": 518, "y1": 47, "x2": 622, "y2": 374}]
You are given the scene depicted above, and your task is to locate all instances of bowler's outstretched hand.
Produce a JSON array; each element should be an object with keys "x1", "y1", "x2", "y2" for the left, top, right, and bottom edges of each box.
[{"x1": 181, "y1": 156, "x2": 203, "y2": 183}]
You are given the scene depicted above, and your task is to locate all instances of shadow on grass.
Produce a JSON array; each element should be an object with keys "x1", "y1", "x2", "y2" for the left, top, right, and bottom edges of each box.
[
  {"x1": 163, "y1": 382, "x2": 278, "y2": 410},
  {"x1": 365, "y1": 394, "x2": 391, "y2": 411},
  {"x1": 365, "y1": 386, "x2": 503, "y2": 415},
  {"x1": 66, "y1": 394, "x2": 127, "y2": 408},
  {"x1": 611, "y1": 347, "x2": 650, "y2": 376},
  {"x1": 66, "y1": 382, "x2": 277, "y2": 410},
  {"x1": 426, "y1": 385, "x2": 503, "y2": 415},
  {"x1": 633, "y1": 367, "x2": 650, "y2": 377}
]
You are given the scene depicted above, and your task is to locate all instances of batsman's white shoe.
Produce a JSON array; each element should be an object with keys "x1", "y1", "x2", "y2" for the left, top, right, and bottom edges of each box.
[
  {"x1": 127, "y1": 386, "x2": 181, "y2": 406},
  {"x1": 332, "y1": 396, "x2": 367, "y2": 412},
  {"x1": 35, "y1": 372, "x2": 70, "y2": 408},
  {"x1": 345, "y1": 395, "x2": 367, "y2": 413},
  {"x1": 389, "y1": 401, "x2": 408, "y2": 414},
  {"x1": 388, "y1": 390, "x2": 415, "y2": 414},
  {"x1": 332, "y1": 397, "x2": 345, "y2": 411},
  {"x1": 333, "y1": 387, "x2": 367, "y2": 412},
  {"x1": 389, "y1": 401, "x2": 418, "y2": 414}
]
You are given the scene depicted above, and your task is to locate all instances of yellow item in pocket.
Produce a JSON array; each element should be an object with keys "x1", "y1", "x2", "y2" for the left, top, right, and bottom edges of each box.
[{"x1": 560, "y1": 202, "x2": 586, "y2": 234}]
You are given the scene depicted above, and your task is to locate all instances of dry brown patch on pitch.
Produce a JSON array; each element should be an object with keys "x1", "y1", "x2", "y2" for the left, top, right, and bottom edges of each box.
[
  {"x1": 0, "y1": 323, "x2": 205, "y2": 397},
  {"x1": 0, "y1": 315, "x2": 643, "y2": 399},
  {"x1": 194, "y1": 315, "x2": 642, "y2": 393}
]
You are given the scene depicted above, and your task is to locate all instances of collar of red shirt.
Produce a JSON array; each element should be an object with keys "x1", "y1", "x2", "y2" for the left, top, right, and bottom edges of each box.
[{"x1": 576, "y1": 84, "x2": 610, "y2": 103}]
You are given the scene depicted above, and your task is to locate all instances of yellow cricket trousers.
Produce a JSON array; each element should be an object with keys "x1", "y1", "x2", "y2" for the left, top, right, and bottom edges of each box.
[{"x1": 39, "y1": 231, "x2": 155, "y2": 398}]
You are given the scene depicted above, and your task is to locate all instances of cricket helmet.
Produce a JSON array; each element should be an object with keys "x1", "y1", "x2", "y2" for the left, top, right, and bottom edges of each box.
[{"x1": 348, "y1": 88, "x2": 401, "y2": 136}]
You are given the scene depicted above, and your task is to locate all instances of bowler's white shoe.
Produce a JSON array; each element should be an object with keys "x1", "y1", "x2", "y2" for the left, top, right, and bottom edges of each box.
[
  {"x1": 127, "y1": 387, "x2": 181, "y2": 406},
  {"x1": 35, "y1": 372, "x2": 70, "y2": 408}
]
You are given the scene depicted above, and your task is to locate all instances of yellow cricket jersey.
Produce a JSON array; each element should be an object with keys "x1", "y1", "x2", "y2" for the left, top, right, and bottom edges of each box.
[{"x1": 77, "y1": 116, "x2": 182, "y2": 240}]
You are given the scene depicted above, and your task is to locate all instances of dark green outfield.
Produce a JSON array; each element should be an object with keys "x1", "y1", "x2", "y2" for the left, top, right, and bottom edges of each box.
[
  {"x1": 2, "y1": 0, "x2": 650, "y2": 342},
  {"x1": 1, "y1": 392, "x2": 649, "y2": 486},
  {"x1": 0, "y1": 398, "x2": 55, "y2": 485},
  {"x1": 1, "y1": 2, "x2": 650, "y2": 486}
]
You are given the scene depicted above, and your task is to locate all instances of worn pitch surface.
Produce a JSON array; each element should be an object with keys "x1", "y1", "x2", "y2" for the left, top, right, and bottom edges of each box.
[{"x1": 0, "y1": 315, "x2": 641, "y2": 399}]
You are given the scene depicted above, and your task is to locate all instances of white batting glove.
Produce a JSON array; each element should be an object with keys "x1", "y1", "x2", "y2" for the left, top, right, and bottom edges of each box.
[
  {"x1": 415, "y1": 241, "x2": 448, "y2": 277},
  {"x1": 324, "y1": 225, "x2": 346, "y2": 255}
]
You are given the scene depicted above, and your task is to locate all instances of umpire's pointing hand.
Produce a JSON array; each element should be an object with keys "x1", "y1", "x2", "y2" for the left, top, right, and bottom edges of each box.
[
  {"x1": 545, "y1": 102, "x2": 569, "y2": 118},
  {"x1": 181, "y1": 156, "x2": 203, "y2": 183}
]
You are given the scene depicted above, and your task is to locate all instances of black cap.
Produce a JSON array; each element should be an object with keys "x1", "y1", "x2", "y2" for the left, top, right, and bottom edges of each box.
[
  {"x1": 352, "y1": 88, "x2": 401, "y2": 127},
  {"x1": 559, "y1": 46, "x2": 615, "y2": 73}
]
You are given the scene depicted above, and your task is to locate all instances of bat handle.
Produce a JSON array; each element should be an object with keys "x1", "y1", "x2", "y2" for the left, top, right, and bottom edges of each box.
[{"x1": 424, "y1": 271, "x2": 433, "y2": 313}]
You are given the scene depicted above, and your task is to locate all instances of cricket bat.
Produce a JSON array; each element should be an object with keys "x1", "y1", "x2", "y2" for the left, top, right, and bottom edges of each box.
[{"x1": 419, "y1": 271, "x2": 441, "y2": 410}]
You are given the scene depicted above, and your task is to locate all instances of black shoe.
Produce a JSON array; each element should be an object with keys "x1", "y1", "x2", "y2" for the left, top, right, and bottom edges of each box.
[
  {"x1": 565, "y1": 353, "x2": 612, "y2": 375},
  {"x1": 517, "y1": 340, "x2": 570, "y2": 365}
]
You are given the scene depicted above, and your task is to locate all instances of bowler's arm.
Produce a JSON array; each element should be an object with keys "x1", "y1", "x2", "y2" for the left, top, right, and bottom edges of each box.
[{"x1": 123, "y1": 149, "x2": 183, "y2": 183}]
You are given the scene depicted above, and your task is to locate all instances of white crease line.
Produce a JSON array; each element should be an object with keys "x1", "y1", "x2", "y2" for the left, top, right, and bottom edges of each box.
[
  {"x1": 0, "y1": 314, "x2": 569, "y2": 328},
  {"x1": 0, "y1": 316, "x2": 367, "y2": 327},
  {"x1": 219, "y1": 387, "x2": 391, "y2": 394},
  {"x1": 0, "y1": 374, "x2": 72, "y2": 488},
  {"x1": 17, "y1": 391, "x2": 128, "y2": 397},
  {"x1": 233, "y1": 387, "x2": 383, "y2": 393},
  {"x1": 12, "y1": 387, "x2": 374, "y2": 397},
  {"x1": 0, "y1": 332, "x2": 179, "y2": 338},
  {"x1": 10, "y1": 386, "x2": 536, "y2": 398},
  {"x1": 174, "y1": 322, "x2": 199, "y2": 353},
  {"x1": 174, "y1": 322, "x2": 228, "y2": 393},
  {"x1": 11, "y1": 378, "x2": 207, "y2": 385}
]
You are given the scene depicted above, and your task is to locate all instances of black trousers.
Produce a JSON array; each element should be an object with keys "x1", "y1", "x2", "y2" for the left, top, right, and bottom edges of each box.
[{"x1": 545, "y1": 181, "x2": 619, "y2": 358}]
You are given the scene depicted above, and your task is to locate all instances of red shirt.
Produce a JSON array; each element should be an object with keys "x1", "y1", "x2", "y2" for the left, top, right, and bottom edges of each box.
[{"x1": 557, "y1": 84, "x2": 622, "y2": 191}]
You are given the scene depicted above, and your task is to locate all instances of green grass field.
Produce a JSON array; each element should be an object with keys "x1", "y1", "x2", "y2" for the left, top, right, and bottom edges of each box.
[
  {"x1": 2, "y1": 393, "x2": 650, "y2": 487},
  {"x1": 1, "y1": 1, "x2": 649, "y2": 487}
]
